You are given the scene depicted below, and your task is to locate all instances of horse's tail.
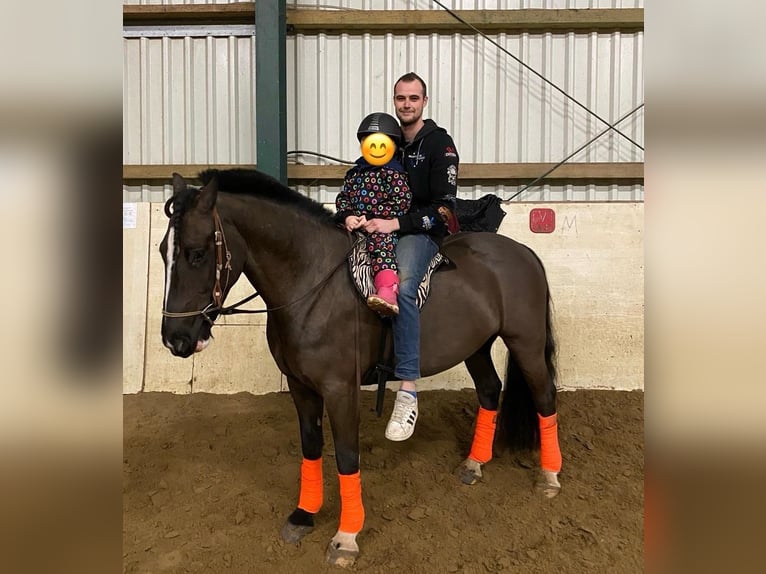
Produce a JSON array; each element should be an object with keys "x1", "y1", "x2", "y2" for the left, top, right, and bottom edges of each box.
[{"x1": 498, "y1": 255, "x2": 557, "y2": 452}]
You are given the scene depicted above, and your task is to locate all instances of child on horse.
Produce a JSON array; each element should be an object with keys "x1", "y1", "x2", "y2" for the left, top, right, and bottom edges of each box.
[{"x1": 335, "y1": 112, "x2": 411, "y2": 316}]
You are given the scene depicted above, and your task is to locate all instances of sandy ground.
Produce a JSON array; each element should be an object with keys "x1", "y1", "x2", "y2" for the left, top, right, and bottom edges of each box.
[{"x1": 123, "y1": 388, "x2": 643, "y2": 573}]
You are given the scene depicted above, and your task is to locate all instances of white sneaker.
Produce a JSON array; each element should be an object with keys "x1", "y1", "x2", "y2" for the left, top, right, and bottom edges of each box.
[{"x1": 385, "y1": 391, "x2": 419, "y2": 441}]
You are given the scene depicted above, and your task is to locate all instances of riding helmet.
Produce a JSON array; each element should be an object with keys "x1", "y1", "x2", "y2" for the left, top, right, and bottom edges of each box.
[{"x1": 356, "y1": 112, "x2": 401, "y2": 145}]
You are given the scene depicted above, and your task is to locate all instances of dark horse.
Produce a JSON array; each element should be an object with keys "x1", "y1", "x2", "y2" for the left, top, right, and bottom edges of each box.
[{"x1": 160, "y1": 169, "x2": 562, "y2": 567}]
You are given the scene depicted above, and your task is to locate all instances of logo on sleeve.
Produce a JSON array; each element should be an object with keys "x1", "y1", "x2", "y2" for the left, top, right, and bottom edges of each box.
[
  {"x1": 447, "y1": 164, "x2": 457, "y2": 187},
  {"x1": 444, "y1": 146, "x2": 457, "y2": 158}
]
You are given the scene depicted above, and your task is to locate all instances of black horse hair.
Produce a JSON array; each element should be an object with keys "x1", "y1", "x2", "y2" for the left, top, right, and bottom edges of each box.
[
  {"x1": 198, "y1": 168, "x2": 337, "y2": 226},
  {"x1": 167, "y1": 185, "x2": 202, "y2": 235}
]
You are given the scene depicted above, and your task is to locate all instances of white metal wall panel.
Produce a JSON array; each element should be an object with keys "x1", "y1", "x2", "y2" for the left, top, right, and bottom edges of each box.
[
  {"x1": 125, "y1": 0, "x2": 245, "y2": 5},
  {"x1": 125, "y1": 1, "x2": 643, "y2": 8},
  {"x1": 123, "y1": 8, "x2": 643, "y2": 202},
  {"x1": 285, "y1": 28, "x2": 643, "y2": 203},
  {"x1": 289, "y1": 31, "x2": 643, "y2": 164},
  {"x1": 124, "y1": 36, "x2": 256, "y2": 165}
]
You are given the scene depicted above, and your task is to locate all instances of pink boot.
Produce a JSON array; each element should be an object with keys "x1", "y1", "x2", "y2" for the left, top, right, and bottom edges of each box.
[{"x1": 367, "y1": 269, "x2": 399, "y2": 316}]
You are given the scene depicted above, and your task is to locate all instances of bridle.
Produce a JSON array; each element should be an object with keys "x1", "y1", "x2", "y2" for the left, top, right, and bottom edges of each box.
[
  {"x1": 162, "y1": 205, "x2": 362, "y2": 325},
  {"x1": 161, "y1": 206, "x2": 233, "y2": 325}
]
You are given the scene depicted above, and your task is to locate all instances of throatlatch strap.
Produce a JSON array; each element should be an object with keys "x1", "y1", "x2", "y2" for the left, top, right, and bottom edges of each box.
[
  {"x1": 468, "y1": 407, "x2": 497, "y2": 464},
  {"x1": 297, "y1": 457, "x2": 323, "y2": 513},
  {"x1": 338, "y1": 472, "x2": 365, "y2": 533},
  {"x1": 538, "y1": 413, "x2": 562, "y2": 473}
]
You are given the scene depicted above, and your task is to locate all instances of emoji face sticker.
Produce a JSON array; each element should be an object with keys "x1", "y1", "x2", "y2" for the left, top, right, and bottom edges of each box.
[{"x1": 361, "y1": 133, "x2": 396, "y2": 166}]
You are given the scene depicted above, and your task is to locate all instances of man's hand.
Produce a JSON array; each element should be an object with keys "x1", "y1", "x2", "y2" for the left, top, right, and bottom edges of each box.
[
  {"x1": 362, "y1": 218, "x2": 400, "y2": 234},
  {"x1": 344, "y1": 214, "x2": 368, "y2": 232}
]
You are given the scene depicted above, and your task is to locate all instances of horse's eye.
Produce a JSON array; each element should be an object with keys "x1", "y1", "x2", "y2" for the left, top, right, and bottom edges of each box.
[{"x1": 186, "y1": 248, "x2": 207, "y2": 267}]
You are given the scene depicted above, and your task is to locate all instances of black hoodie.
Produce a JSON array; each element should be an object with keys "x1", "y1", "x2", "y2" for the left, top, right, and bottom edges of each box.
[{"x1": 395, "y1": 119, "x2": 459, "y2": 245}]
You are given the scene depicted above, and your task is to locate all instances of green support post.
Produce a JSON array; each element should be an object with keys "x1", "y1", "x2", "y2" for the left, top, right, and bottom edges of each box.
[{"x1": 255, "y1": 0, "x2": 287, "y2": 185}]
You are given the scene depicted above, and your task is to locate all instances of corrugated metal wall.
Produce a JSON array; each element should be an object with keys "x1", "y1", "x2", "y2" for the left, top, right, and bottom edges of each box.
[
  {"x1": 125, "y1": 2, "x2": 643, "y2": 8},
  {"x1": 123, "y1": 2, "x2": 644, "y2": 203}
]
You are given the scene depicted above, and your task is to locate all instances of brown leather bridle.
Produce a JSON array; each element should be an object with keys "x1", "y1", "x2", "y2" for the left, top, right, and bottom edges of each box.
[{"x1": 161, "y1": 207, "x2": 232, "y2": 325}]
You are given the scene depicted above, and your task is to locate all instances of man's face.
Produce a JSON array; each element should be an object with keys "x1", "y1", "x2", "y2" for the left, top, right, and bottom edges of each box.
[{"x1": 393, "y1": 80, "x2": 428, "y2": 127}]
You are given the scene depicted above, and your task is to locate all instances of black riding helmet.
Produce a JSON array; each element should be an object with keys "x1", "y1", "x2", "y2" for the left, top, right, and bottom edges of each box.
[{"x1": 356, "y1": 112, "x2": 401, "y2": 145}]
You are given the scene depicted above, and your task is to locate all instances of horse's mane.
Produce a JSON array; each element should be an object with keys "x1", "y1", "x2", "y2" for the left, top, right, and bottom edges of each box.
[{"x1": 199, "y1": 168, "x2": 337, "y2": 226}]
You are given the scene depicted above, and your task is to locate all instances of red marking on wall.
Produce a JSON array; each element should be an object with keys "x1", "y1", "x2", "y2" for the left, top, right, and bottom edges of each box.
[{"x1": 529, "y1": 208, "x2": 556, "y2": 233}]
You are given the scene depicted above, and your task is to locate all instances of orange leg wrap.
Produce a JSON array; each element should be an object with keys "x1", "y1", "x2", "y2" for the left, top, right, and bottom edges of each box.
[
  {"x1": 538, "y1": 413, "x2": 562, "y2": 473},
  {"x1": 468, "y1": 407, "x2": 497, "y2": 464},
  {"x1": 297, "y1": 457, "x2": 323, "y2": 514},
  {"x1": 338, "y1": 472, "x2": 365, "y2": 534}
]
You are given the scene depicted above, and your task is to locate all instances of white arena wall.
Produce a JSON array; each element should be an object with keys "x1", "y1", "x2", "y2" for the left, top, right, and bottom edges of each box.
[{"x1": 123, "y1": 201, "x2": 643, "y2": 395}]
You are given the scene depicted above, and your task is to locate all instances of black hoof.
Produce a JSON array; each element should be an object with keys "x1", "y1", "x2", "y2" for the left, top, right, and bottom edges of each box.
[{"x1": 280, "y1": 508, "x2": 315, "y2": 544}]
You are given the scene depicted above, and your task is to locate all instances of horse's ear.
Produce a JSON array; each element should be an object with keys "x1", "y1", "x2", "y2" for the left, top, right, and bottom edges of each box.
[
  {"x1": 172, "y1": 173, "x2": 186, "y2": 196},
  {"x1": 197, "y1": 176, "x2": 218, "y2": 213}
]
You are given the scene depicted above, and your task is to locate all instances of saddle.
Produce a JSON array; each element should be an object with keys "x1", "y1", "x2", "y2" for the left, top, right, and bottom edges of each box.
[{"x1": 347, "y1": 232, "x2": 448, "y2": 308}]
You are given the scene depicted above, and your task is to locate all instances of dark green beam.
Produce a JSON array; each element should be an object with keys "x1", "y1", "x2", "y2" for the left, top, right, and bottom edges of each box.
[{"x1": 255, "y1": 1, "x2": 287, "y2": 184}]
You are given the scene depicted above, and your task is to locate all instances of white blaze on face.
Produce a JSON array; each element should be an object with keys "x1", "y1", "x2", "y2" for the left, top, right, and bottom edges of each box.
[{"x1": 164, "y1": 227, "x2": 176, "y2": 309}]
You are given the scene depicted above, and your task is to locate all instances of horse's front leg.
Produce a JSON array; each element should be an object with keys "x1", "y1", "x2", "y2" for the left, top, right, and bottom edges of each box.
[
  {"x1": 324, "y1": 383, "x2": 364, "y2": 568},
  {"x1": 281, "y1": 378, "x2": 325, "y2": 544}
]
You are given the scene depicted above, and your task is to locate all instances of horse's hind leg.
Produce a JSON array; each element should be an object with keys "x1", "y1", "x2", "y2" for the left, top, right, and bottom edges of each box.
[
  {"x1": 281, "y1": 377, "x2": 325, "y2": 544},
  {"x1": 458, "y1": 339, "x2": 503, "y2": 485},
  {"x1": 502, "y1": 337, "x2": 562, "y2": 498}
]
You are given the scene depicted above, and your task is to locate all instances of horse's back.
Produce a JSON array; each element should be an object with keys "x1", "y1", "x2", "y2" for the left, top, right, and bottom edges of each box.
[{"x1": 440, "y1": 231, "x2": 546, "y2": 285}]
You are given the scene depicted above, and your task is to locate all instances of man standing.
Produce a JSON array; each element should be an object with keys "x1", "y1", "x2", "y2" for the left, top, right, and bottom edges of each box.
[{"x1": 362, "y1": 72, "x2": 460, "y2": 441}]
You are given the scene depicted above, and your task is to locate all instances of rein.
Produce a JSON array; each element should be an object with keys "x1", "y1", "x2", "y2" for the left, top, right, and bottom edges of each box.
[
  {"x1": 218, "y1": 244, "x2": 356, "y2": 317},
  {"x1": 162, "y1": 208, "x2": 363, "y2": 324}
]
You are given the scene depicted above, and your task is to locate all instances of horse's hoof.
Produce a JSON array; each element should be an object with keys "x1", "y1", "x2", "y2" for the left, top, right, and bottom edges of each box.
[
  {"x1": 536, "y1": 470, "x2": 561, "y2": 498},
  {"x1": 458, "y1": 458, "x2": 483, "y2": 485},
  {"x1": 280, "y1": 521, "x2": 314, "y2": 544},
  {"x1": 325, "y1": 531, "x2": 359, "y2": 568}
]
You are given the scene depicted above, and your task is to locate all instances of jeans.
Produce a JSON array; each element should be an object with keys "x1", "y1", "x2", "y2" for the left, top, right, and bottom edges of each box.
[{"x1": 392, "y1": 233, "x2": 439, "y2": 380}]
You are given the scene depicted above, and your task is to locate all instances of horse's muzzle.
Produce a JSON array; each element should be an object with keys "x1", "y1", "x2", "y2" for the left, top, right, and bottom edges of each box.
[
  {"x1": 164, "y1": 334, "x2": 212, "y2": 357},
  {"x1": 162, "y1": 316, "x2": 213, "y2": 358},
  {"x1": 165, "y1": 334, "x2": 196, "y2": 358}
]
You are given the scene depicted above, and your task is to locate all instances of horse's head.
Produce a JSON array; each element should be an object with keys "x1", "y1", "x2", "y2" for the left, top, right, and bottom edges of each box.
[{"x1": 160, "y1": 173, "x2": 237, "y2": 357}]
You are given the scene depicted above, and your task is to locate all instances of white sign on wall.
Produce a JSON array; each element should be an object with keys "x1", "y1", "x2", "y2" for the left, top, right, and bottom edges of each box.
[{"x1": 123, "y1": 203, "x2": 137, "y2": 229}]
